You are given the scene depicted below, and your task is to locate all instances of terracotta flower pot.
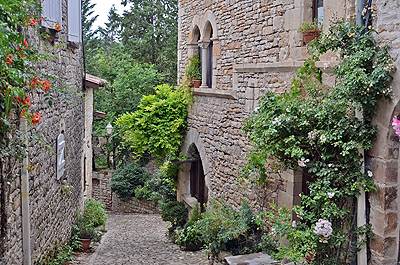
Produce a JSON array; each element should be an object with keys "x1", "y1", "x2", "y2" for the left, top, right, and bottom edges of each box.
[
  {"x1": 193, "y1": 80, "x2": 201, "y2": 88},
  {"x1": 302, "y1": 30, "x2": 321, "y2": 44},
  {"x1": 80, "y1": 238, "x2": 91, "y2": 252}
]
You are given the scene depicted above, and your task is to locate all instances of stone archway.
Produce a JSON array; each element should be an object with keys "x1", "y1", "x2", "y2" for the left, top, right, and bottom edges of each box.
[{"x1": 177, "y1": 128, "x2": 210, "y2": 209}]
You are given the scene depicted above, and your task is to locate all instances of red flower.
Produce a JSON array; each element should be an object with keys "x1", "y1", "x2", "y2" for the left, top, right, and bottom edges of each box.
[
  {"x1": 38, "y1": 17, "x2": 44, "y2": 22},
  {"x1": 17, "y1": 47, "x2": 22, "y2": 51},
  {"x1": 25, "y1": 97, "x2": 31, "y2": 107},
  {"x1": 41, "y1": 80, "x2": 51, "y2": 92},
  {"x1": 31, "y1": 19, "x2": 37, "y2": 26},
  {"x1": 55, "y1": 23, "x2": 61, "y2": 31},
  {"x1": 21, "y1": 109, "x2": 27, "y2": 118},
  {"x1": 23, "y1": 40, "x2": 28, "y2": 46},
  {"x1": 32, "y1": 77, "x2": 40, "y2": 84},
  {"x1": 5, "y1": 54, "x2": 12, "y2": 67},
  {"x1": 32, "y1": 112, "x2": 41, "y2": 124}
]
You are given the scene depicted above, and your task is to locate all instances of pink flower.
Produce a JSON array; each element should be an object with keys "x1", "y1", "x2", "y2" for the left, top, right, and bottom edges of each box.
[{"x1": 392, "y1": 116, "x2": 400, "y2": 140}]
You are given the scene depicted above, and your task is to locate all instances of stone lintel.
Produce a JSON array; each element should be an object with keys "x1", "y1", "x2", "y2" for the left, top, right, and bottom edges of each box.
[
  {"x1": 192, "y1": 87, "x2": 238, "y2": 99},
  {"x1": 233, "y1": 61, "x2": 305, "y2": 73}
]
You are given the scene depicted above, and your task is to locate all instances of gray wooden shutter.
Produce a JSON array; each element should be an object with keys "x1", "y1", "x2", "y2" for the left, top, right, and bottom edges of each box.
[
  {"x1": 68, "y1": 0, "x2": 82, "y2": 42},
  {"x1": 42, "y1": 0, "x2": 62, "y2": 29}
]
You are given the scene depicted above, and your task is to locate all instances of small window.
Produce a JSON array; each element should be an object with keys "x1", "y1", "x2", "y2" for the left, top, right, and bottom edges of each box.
[
  {"x1": 312, "y1": 0, "x2": 323, "y2": 24},
  {"x1": 42, "y1": 0, "x2": 62, "y2": 30}
]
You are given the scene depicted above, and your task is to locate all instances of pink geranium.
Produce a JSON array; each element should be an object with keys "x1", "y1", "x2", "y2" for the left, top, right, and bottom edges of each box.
[{"x1": 392, "y1": 116, "x2": 400, "y2": 140}]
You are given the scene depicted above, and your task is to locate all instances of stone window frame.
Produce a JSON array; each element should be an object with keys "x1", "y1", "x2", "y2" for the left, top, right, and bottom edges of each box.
[{"x1": 188, "y1": 10, "x2": 219, "y2": 89}]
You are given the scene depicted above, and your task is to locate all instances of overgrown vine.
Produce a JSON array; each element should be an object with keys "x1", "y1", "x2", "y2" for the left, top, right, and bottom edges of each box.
[{"x1": 242, "y1": 20, "x2": 395, "y2": 264}]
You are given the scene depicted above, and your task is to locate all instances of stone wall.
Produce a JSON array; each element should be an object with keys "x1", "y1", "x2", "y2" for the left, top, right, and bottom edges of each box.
[
  {"x1": 0, "y1": 0, "x2": 84, "y2": 263},
  {"x1": 367, "y1": 1, "x2": 400, "y2": 264},
  {"x1": 177, "y1": 0, "x2": 355, "y2": 212},
  {"x1": 179, "y1": 0, "x2": 400, "y2": 264},
  {"x1": 92, "y1": 171, "x2": 160, "y2": 214}
]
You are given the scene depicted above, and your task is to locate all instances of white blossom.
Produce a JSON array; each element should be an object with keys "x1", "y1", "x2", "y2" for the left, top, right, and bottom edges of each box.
[
  {"x1": 308, "y1": 131, "x2": 316, "y2": 140},
  {"x1": 368, "y1": 170, "x2": 373, "y2": 177},
  {"x1": 298, "y1": 157, "x2": 310, "y2": 167},
  {"x1": 320, "y1": 135, "x2": 327, "y2": 143},
  {"x1": 327, "y1": 192, "x2": 335, "y2": 199},
  {"x1": 292, "y1": 221, "x2": 297, "y2": 228},
  {"x1": 314, "y1": 218, "x2": 333, "y2": 239},
  {"x1": 272, "y1": 117, "x2": 281, "y2": 125}
]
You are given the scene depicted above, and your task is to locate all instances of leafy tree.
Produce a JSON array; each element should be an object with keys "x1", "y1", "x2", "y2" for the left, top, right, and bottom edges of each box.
[
  {"x1": 115, "y1": 83, "x2": 192, "y2": 161},
  {"x1": 120, "y1": 0, "x2": 178, "y2": 84}
]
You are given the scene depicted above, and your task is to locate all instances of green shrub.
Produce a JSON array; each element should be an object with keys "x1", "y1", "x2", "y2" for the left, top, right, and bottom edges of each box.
[
  {"x1": 197, "y1": 199, "x2": 260, "y2": 257},
  {"x1": 135, "y1": 170, "x2": 176, "y2": 205},
  {"x1": 175, "y1": 221, "x2": 203, "y2": 248},
  {"x1": 189, "y1": 202, "x2": 202, "y2": 222},
  {"x1": 111, "y1": 162, "x2": 148, "y2": 199},
  {"x1": 81, "y1": 198, "x2": 107, "y2": 227},
  {"x1": 161, "y1": 200, "x2": 188, "y2": 229}
]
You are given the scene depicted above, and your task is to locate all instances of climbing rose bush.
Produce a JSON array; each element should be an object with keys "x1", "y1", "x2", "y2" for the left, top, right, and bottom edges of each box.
[{"x1": 243, "y1": 20, "x2": 395, "y2": 264}]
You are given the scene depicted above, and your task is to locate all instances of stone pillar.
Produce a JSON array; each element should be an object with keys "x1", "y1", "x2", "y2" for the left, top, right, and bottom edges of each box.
[
  {"x1": 187, "y1": 42, "x2": 199, "y2": 58},
  {"x1": 199, "y1": 40, "x2": 210, "y2": 88}
]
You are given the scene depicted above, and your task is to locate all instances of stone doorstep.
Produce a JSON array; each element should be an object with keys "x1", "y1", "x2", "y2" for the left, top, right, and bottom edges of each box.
[{"x1": 225, "y1": 253, "x2": 295, "y2": 265}]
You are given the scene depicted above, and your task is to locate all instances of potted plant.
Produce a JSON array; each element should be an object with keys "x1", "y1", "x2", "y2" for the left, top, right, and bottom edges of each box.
[
  {"x1": 185, "y1": 54, "x2": 201, "y2": 88},
  {"x1": 298, "y1": 19, "x2": 322, "y2": 44},
  {"x1": 76, "y1": 216, "x2": 101, "y2": 252}
]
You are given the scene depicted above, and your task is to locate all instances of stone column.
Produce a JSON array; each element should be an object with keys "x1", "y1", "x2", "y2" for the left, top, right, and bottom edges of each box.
[
  {"x1": 198, "y1": 40, "x2": 210, "y2": 88},
  {"x1": 187, "y1": 42, "x2": 199, "y2": 58}
]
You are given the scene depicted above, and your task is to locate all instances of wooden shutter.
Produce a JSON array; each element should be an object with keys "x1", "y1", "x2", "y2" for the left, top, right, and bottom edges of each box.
[
  {"x1": 42, "y1": 0, "x2": 62, "y2": 29},
  {"x1": 68, "y1": 0, "x2": 82, "y2": 42}
]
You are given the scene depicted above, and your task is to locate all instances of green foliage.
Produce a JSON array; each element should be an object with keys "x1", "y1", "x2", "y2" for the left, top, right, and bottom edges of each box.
[
  {"x1": 189, "y1": 202, "x2": 202, "y2": 222},
  {"x1": 161, "y1": 200, "x2": 188, "y2": 229},
  {"x1": 185, "y1": 54, "x2": 201, "y2": 80},
  {"x1": 38, "y1": 244, "x2": 74, "y2": 265},
  {"x1": 116, "y1": 84, "x2": 193, "y2": 162},
  {"x1": 242, "y1": 20, "x2": 395, "y2": 264},
  {"x1": 298, "y1": 18, "x2": 322, "y2": 32},
  {"x1": 81, "y1": 198, "x2": 108, "y2": 227},
  {"x1": 111, "y1": 162, "x2": 149, "y2": 199},
  {"x1": 120, "y1": 0, "x2": 178, "y2": 84},
  {"x1": 175, "y1": 221, "x2": 203, "y2": 247},
  {"x1": 134, "y1": 170, "x2": 176, "y2": 205},
  {"x1": 196, "y1": 199, "x2": 260, "y2": 257}
]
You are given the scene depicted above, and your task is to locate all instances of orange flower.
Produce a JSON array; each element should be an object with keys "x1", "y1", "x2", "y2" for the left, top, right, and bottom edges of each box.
[
  {"x1": 31, "y1": 18, "x2": 37, "y2": 26},
  {"x1": 25, "y1": 97, "x2": 31, "y2": 107},
  {"x1": 38, "y1": 17, "x2": 44, "y2": 22},
  {"x1": 5, "y1": 54, "x2": 12, "y2": 67},
  {"x1": 23, "y1": 40, "x2": 28, "y2": 46},
  {"x1": 32, "y1": 112, "x2": 41, "y2": 124},
  {"x1": 55, "y1": 23, "x2": 61, "y2": 31},
  {"x1": 32, "y1": 77, "x2": 40, "y2": 84},
  {"x1": 41, "y1": 80, "x2": 51, "y2": 92},
  {"x1": 17, "y1": 47, "x2": 22, "y2": 51},
  {"x1": 21, "y1": 109, "x2": 27, "y2": 118}
]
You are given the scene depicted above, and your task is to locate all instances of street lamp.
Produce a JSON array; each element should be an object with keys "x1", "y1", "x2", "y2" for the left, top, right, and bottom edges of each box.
[
  {"x1": 106, "y1": 122, "x2": 113, "y2": 135},
  {"x1": 106, "y1": 122, "x2": 113, "y2": 168}
]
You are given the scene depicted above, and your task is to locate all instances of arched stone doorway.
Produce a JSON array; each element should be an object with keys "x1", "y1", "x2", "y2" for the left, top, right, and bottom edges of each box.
[
  {"x1": 177, "y1": 128, "x2": 210, "y2": 210},
  {"x1": 188, "y1": 144, "x2": 208, "y2": 211}
]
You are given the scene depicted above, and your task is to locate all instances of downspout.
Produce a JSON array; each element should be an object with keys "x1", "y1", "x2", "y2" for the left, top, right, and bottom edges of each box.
[
  {"x1": 356, "y1": 1, "x2": 368, "y2": 265},
  {"x1": 21, "y1": 117, "x2": 31, "y2": 265}
]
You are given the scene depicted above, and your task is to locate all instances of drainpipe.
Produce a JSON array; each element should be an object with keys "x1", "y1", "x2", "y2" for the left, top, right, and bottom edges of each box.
[
  {"x1": 20, "y1": 117, "x2": 31, "y2": 265},
  {"x1": 356, "y1": 1, "x2": 367, "y2": 265}
]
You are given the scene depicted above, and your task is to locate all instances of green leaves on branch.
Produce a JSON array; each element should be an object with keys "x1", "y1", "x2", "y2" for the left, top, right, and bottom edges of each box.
[{"x1": 116, "y1": 84, "x2": 193, "y2": 161}]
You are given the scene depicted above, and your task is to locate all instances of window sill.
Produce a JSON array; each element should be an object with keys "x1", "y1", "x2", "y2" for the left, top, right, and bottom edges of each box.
[
  {"x1": 40, "y1": 27, "x2": 59, "y2": 43},
  {"x1": 67, "y1": 41, "x2": 79, "y2": 49},
  {"x1": 192, "y1": 87, "x2": 237, "y2": 99},
  {"x1": 181, "y1": 193, "x2": 197, "y2": 209}
]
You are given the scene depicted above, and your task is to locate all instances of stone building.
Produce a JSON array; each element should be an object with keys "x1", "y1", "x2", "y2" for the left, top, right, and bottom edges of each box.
[
  {"x1": 0, "y1": 0, "x2": 85, "y2": 264},
  {"x1": 177, "y1": 0, "x2": 400, "y2": 264}
]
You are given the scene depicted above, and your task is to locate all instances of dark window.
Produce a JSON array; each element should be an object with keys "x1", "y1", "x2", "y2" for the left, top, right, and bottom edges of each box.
[
  {"x1": 312, "y1": 0, "x2": 323, "y2": 23},
  {"x1": 206, "y1": 41, "x2": 213, "y2": 88}
]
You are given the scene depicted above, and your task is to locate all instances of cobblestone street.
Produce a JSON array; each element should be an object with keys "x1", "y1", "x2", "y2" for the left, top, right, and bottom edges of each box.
[{"x1": 71, "y1": 213, "x2": 210, "y2": 265}]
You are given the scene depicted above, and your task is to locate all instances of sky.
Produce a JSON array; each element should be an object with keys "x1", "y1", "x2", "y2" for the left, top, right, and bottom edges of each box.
[{"x1": 90, "y1": 0, "x2": 131, "y2": 30}]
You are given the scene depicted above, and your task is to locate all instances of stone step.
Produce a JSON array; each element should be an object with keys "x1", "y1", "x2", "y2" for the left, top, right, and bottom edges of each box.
[{"x1": 225, "y1": 253, "x2": 295, "y2": 265}]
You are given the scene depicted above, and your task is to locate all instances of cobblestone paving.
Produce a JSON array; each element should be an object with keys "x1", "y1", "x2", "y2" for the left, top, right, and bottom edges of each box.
[{"x1": 71, "y1": 213, "x2": 210, "y2": 265}]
